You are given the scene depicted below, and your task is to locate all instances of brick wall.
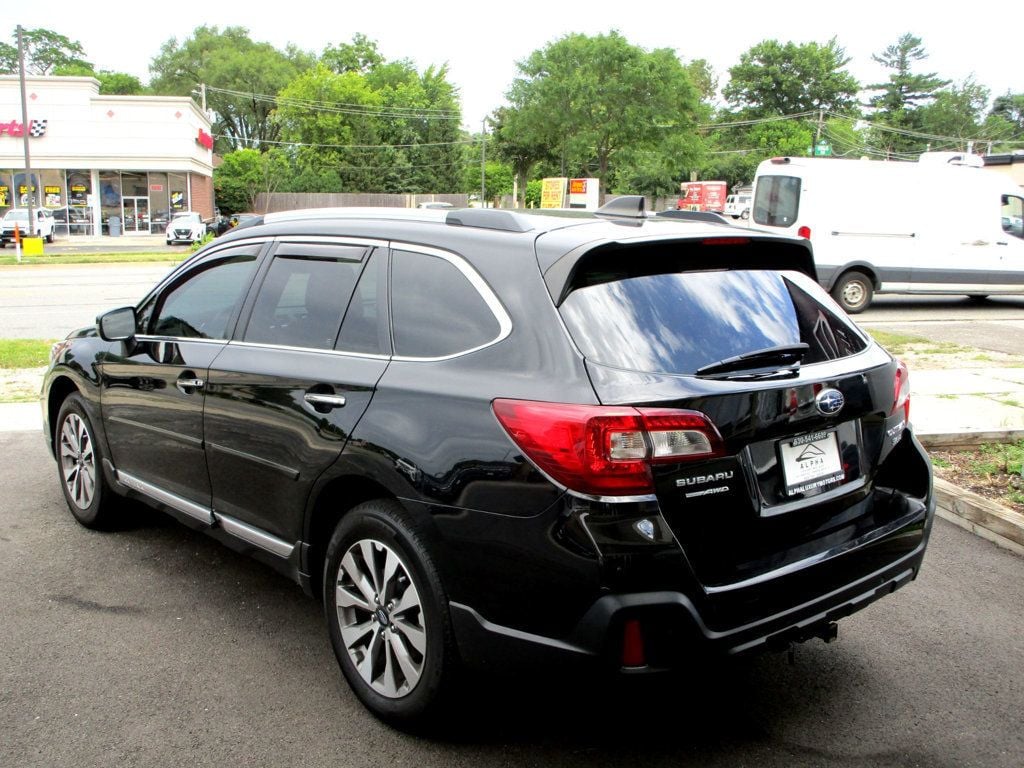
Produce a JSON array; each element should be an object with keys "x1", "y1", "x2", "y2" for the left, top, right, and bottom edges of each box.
[{"x1": 189, "y1": 173, "x2": 215, "y2": 220}]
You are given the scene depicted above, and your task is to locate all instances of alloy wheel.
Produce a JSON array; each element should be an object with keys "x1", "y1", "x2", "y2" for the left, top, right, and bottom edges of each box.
[
  {"x1": 60, "y1": 413, "x2": 96, "y2": 510},
  {"x1": 335, "y1": 538, "x2": 427, "y2": 698}
]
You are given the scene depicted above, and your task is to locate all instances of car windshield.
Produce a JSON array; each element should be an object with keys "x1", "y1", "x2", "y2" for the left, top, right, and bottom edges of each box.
[
  {"x1": 4, "y1": 210, "x2": 28, "y2": 221},
  {"x1": 171, "y1": 213, "x2": 199, "y2": 223}
]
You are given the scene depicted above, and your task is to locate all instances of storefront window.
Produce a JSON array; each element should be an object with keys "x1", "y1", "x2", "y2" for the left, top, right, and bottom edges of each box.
[
  {"x1": 168, "y1": 172, "x2": 187, "y2": 213},
  {"x1": 13, "y1": 172, "x2": 40, "y2": 207},
  {"x1": 149, "y1": 172, "x2": 169, "y2": 234},
  {"x1": 0, "y1": 170, "x2": 11, "y2": 213},
  {"x1": 65, "y1": 170, "x2": 93, "y2": 236},
  {"x1": 99, "y1": 171, "x2": 122, "y2": 236}
]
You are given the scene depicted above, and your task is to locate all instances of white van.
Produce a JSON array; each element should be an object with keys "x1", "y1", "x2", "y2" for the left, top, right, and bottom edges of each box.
[
  {"x1": 750, "y1": 155, "x2": 1024, "y2": 312},
  {"x1": 724, "y1": 192, "x2": 751, "y2": 219}
]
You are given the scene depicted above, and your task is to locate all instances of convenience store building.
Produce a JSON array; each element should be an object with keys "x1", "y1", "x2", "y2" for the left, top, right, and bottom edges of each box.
[{"x1": 0, "y1": 75, "x2": 214, "y2": 237}]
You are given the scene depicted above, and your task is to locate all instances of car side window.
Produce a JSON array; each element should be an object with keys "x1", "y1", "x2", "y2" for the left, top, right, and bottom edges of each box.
[
  {"x1": 337, "y1": 249, "x2": 388, "y2": 355},
  {"x1": 390, "y1": 249, "x2": 501, "y2": 358},
  {"x1": 244, "y1": 244, "x2": 366, "y2": 350},
  {"x1": 1001, "y1": 195, "x2": 1024, "y2": 239},
  {"x1": 149, "y1": 252, "x2": 259, "y2": 340}
]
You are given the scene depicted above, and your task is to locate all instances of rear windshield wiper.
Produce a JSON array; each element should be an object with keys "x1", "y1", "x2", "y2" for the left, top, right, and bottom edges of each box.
[{"x1": 695, "y1": 343, "x2": 809, "y2": 379}]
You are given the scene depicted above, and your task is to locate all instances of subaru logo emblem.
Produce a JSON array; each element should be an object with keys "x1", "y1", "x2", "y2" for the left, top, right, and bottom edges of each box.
[{"x1": 816, "y1": 388, "x2": 845, "y2": 416}]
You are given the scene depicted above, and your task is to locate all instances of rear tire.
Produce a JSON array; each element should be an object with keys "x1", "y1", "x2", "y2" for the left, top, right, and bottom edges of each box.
[
  {"x1": 831, "y1": 270, "x2": 873, "y2": 314},
  {"x1": 323, "y1": 499, "x2": 457, "y2": 726},
  {"x1": 55, "y1": 394, "x2": 122, "y2": 529}
]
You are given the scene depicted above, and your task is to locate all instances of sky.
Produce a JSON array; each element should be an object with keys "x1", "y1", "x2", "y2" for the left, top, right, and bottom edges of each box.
[{"x1": 11, "y1": 2, "x2": 1019, "y2": 131}]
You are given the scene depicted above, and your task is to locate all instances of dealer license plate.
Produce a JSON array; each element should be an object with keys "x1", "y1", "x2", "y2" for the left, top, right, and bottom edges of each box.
[{"x1": 778, "y1": 430, "x2": 845, "y2": 496}]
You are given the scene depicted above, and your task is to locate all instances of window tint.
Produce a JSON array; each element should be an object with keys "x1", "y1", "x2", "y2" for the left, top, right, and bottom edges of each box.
[
  {"x1": 337, "y1": 250, "x2": 387, "y2": 355},
  {"x1": 244, "y1": 246, "x2": 366, "y2": 350},
  {"x1": 1002, "y1": 195, "x2": 1024, "y2": 240},
  {"x1": 753, "y1": 175, "x2": 801, "y2": 227},
  {"x1": 150, "y1": 254, "x2": 258, "y2": 339},
  {"x1": 560, "y1": 269, "x2": 866, "y2": 375},
  {"x1": 391, "y1": 249, "x2": 500, "y2": 358}
]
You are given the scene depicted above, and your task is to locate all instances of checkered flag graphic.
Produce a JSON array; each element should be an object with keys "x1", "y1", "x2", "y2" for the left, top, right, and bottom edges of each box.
[{"x1": 28, "y1": 119, "x2": 47, "y2": 137}]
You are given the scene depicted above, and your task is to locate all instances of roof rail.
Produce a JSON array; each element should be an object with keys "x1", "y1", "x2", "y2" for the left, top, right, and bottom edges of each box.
[
  {"x1": 445, "y1": 208, "x2": 534, "y2": 233},
  {"x1": 657, "y1": 210, "x2": 731, "y2": 225}
]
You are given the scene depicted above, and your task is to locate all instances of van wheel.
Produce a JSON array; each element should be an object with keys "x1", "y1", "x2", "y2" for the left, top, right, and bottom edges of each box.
[
  {"x1": 740, "y1": 209, "x2": 749, "y2": 220},
  {"x1": 832, "y1": 271, "x2": 873, "y2": 314},
  {"x1": 323, "y1": 499, "x2": 457, "y2": 726},
  {"x1": 46, "y1": 232, "x2": 54, "y2": 243}
]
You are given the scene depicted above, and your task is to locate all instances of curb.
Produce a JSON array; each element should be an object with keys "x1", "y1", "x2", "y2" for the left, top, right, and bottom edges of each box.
[
  {"x1": 918, "y1": 430, "x2": 1024, "y2": 450},
  {"x1": 933, "y1": 477, "x2": 1024, "y2": 557}
]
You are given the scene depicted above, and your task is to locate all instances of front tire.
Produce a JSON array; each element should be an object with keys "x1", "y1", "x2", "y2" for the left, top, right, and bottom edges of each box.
[
  {"x1": 323, "y1": 499, "x2": 457, "y2": 726},
  {"x1": 831, "y1": 270, "x2": 874, "y2": 314},
  {"x1": 55, "y1": 394, "x2": 121, "y2": 529}
]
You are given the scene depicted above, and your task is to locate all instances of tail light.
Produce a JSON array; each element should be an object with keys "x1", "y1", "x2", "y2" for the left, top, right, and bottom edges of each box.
[
  {"x1": 893, "y1": 359, "x2": 910, "y2": 423},
  {"x1": 797, "y1": 225, "x2": 812, "y2": 239},
  {"x1": 492, "y1": 399, "x2": 725, "y2": 497}
]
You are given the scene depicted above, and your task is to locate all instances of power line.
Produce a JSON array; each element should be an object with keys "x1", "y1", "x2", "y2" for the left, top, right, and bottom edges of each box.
[
  {"x1": 205, "y1": 85, "x2": 463, "y2": 121},
  {"x1": 214, "y1": 134, "x2": 478, "y2": 151}
]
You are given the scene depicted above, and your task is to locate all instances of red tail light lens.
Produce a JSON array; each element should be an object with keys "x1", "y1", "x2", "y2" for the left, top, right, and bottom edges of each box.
[
  {"x1": 893, "y1": 359, "x2": 911, "y2": 423},
  {"x1": 797, "y1": 225, "x2": 812, "y2": 239},
  {"x1": 491, "y1": 400, "x2": 725, "y2": 496}
]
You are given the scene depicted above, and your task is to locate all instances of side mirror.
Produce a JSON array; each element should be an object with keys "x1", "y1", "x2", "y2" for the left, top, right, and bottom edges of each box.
[{"x1": 98, "y1": 306, "x2": 137, "y2": 341}]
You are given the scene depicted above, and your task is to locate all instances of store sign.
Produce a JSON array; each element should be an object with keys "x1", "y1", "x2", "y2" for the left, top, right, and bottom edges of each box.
[
  {"x1": 196, "y1": 129, "x2": 213, "y2": 150},
  {"x1": 0, "y1": 119, "x2": 47, "y2": 138},
  {"x1": 569, "y1": 179, "x2": 587, "y2": 195}
]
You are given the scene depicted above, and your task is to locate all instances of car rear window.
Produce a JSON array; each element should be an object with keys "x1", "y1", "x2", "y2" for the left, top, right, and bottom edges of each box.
[
  {"x1": 559, "y1": 268, "x2": 866, "y2": 375},
  {"x1": 753, "y1": 175, "x2": 801, "y2": 227}
]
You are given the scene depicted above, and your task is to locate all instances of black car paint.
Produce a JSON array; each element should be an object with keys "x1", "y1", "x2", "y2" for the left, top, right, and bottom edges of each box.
[{"x1": 42, "y1": 210, "x2": 934, "y2": 675}]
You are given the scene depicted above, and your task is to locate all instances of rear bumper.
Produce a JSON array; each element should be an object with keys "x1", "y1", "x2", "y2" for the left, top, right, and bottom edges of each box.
[{"x1": 450, "y1": 493, "x2": 933, "y2": 671}]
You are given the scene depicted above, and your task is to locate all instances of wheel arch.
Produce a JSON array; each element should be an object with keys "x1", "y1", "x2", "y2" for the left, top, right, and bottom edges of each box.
[
  {"x1": 827, "y1": 262, "x2": 880, "y2": 292},
  {"x1": 45, "y1": 374, "x2": 82, "y2": 453}
]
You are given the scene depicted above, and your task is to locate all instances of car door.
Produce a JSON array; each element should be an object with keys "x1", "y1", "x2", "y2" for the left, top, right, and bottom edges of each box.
[
  {"x1": 100, "y1": 245, "x2": 264, "y2": 519},
  {"x1": 203, "y1": 239, "x2": 391, "y2": 546}
]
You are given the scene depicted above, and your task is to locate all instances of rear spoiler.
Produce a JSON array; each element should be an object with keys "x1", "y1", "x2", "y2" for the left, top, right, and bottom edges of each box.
[{"x1": 543, "y1": 236, "x2": 817, "y2": 307}]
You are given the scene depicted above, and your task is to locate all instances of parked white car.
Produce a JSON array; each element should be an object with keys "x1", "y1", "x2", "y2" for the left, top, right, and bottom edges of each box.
[
  {"x1": 724, "y1": 194, "x2": 751, "y2": 220},
  {"x1": 0, "y1": 207, "x2": 55, "y2": 245},
  {"x1": 165, "y1": 211, "x2": 207, "y2": 245}
]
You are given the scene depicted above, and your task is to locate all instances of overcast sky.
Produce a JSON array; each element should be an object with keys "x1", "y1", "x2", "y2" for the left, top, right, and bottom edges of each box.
[{"x1": 13, "y1": 2, "x2": 1019, "y2": 130}]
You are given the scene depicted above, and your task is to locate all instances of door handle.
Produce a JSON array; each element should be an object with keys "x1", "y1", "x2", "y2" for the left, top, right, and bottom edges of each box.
[
  {"x1": 175, "y1": 377, "x2": 205, "y2": 394},
  {"x1": 304, "y1": 393, "x2": 347, "y2": 410}
]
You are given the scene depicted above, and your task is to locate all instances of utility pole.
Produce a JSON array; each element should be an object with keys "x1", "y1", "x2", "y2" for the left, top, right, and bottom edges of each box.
[
  {"x1": 17, "y1": 26, "x2": 35, "y2": 240},
  {"x1": 200, "y1": 82, "x2": 207, "y2": 112},
  {"x1": 480, "y1": 118, "x2": 486, "y2": 209},
  {"x1": 815, "y1": 109, "x2": 824, "y2": 143}
]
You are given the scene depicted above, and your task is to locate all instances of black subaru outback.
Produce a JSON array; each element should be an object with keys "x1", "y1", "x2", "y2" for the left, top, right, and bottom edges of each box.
[{"x1": 42, "y1": 199, "x2": 933, "y2": 724}]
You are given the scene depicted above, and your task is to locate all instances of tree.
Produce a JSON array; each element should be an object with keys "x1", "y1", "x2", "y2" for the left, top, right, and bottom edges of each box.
[
  {"x1": 321, "y1": 33, "x2": 384, "y2": 75},
  {"x1": 149, "y1": 26, "x2": 314, "y2": 152},
  {"x1": 866, "y1": 33, "x2": 949, "y2": 156},
  {"x1": 462, "y1": 160, "x2": 513, "y2": 206},
  {"x1": 916, "y1": 78, "x2": 990, "y2": 150},
  {"x1": 53, "y1": 63, "x2": 145, "y2": 95},
  {"x1": 214, "y1": 148, "x2": 291, "y2": 213},
  {"x1": 0, "y1": 28, "x2": 91, "y2": 75},
  {"x1": 723, "y1": 38, "x2": 860, "y2": 117},
  {"x1": 504, "y1": 32, "x2": 704, "y2": 202},
  {"x1": 490, "y1": 106, "x2": 553, "y2": 207}
]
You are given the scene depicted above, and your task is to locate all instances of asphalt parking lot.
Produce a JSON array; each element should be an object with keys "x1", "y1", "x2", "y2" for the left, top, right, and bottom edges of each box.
[{"x1": 1, "y1": 430, "x2": 1022, "y2": 767}]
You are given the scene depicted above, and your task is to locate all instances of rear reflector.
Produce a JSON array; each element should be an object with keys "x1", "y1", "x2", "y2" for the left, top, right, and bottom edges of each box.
[
  {"x1": 893, "y1": 359, "x2": 911, "y2": 423},
  {"x1": 797, "y1": 225, "x2": 811, "y2": 239},
  {"x1": 621, "y1": 619, "x2": 646, "y2": 668},
  {"x1": 492, "y1": 400, "x2": 725, "y2": 496}
]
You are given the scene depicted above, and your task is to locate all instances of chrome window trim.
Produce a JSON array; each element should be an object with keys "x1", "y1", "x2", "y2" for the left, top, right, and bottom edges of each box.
[
  {"x1": 134, "y1": 334, "x2": 230, "y2": 346},
  {"x1": 388, "y1": 241, "x2": 513, "y2": 362},
  {"x1": 272, "y1": 235, "x2": 388, "y2": 250},
  {"x1": 114, "y1": 469, "x2": 214, "y2": 525},
  {"x1": 215, "y1": 513, "x2": 295, "y2": 558},
  {"x1": 224, "y1": 339, "x2": 389, "y2": 361}
]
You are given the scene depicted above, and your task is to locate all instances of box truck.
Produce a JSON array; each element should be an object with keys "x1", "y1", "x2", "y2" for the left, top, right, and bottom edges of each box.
[
  {"x1": 750, "y1": 154, "x2": 1024, "y2": 312},
  {"x1": 676, "y1": 180, "x2": 727, "y2": 212}
]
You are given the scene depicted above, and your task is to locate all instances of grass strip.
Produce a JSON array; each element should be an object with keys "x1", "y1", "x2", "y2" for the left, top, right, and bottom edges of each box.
[{"x1": 0, "y1": 339, "x2": 56, "y2": 369}]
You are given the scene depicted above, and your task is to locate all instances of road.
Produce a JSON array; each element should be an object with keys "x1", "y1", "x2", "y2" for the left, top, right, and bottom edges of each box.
[
  {"x1": 1, "y1": 430, "x2": 1022, "y2": 768},
  {"x1": 0, "y1": 263, "x2": 176, "y2": 339},
  {"x1": 8, "y1": 263, "x2": 1024, "y2": 350}
]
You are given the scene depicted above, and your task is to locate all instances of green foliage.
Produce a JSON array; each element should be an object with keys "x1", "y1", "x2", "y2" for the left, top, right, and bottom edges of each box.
[
  {"x1": 0, "y1": 28, "x2": 91, "y2": 75},
  {"x1": 462, "y1": 161, "x2": 513, "y2": 203},
  {"x1": 504, "y1": 32, "x2": 704, "y2": 201},
  {"x1": 0, "y1": 339, "x2": 55, "y2": 369},
  {"x1": 524, "y1": 180, "x2": 542, "y2": 208},
  {"x1": 866, "y1": 33, "x2": 949, "y2": 157},
  {"x1": 214, "y1": 148, "x2": 290, "y2": 212},
  {"x1": 723, "y1": 38, "x2": 859, "y2": 117},
  {"x1": 916, "y1": 78, "x2": 990, "y2": 146},
  {"x1": 190, "y1": 232, "x2": 216, "y2": 252},
  {"x1": 53, "y1": 63, "x2": 145, "y2": 95},
  {"x1": 321, "y1": 33, "x2": 384, "y2": 74},
  {"x1": 149, "y1": 26, "x2": 315, "y2": 152}
]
